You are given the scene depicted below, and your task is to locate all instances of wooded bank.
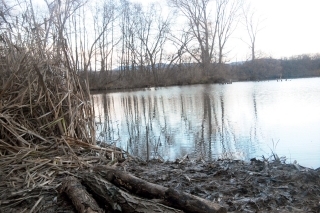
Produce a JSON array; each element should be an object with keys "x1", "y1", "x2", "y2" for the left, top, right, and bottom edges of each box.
[
  {"x1": 87, "y1": 56, "x2": 320, "y2": 91},
  {"x1": 1, "y1": 1, "x2": 320, "y2": 212}
]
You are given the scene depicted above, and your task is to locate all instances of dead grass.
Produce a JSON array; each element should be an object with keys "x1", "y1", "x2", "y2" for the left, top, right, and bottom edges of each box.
[{"x1": 0, "y1": 30, "x2": 121, "y2": 212}]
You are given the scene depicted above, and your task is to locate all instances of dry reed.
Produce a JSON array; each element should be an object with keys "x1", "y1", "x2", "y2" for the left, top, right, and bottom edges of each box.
[{"x1": 0, "y1": 22, "x2": 119, "y2": 213}]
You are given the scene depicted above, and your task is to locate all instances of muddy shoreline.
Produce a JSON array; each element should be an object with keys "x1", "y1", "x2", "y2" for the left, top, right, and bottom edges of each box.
[
  {"x1": 1, "y1": 155, "x2": 320, "y2": 212},
  {"x1": 124, "y1": 157, "x2": 320, "y2": 212}
]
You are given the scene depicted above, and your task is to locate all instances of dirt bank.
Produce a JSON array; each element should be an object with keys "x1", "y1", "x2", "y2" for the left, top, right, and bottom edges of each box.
[
  {"x1": 1, "y1": 153, "x2": 320, "y2": 212},
  {"x1": 125, "y1": 157, "x2": 320, "y2": 212}
]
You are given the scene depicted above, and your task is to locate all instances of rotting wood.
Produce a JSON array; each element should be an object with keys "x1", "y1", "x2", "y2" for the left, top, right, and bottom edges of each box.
[
  {"x1": 60, "y1": 176, "x2": 104, "y2": 213},
  {"x1": 93, "y1": 166, "x2": 168, "y2": 199},
  {"x1": 82, "y1": 173, "x2": 184, "y2": 213},
  {"x1": 165, "y1": 188, "x2": 226, "y2": 213},
  {"x1": 91, "y1": 165, "x2": 227, "y2": 213}
]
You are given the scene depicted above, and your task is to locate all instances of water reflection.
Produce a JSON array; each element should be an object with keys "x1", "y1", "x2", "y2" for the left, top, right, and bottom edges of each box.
[{"x1": 93, "y1": 78, "x2": 320, "y2": 168}]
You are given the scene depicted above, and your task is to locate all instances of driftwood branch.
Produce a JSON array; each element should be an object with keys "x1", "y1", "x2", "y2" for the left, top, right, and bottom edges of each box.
[
  {"x1": 59, "y1": 176, "x2": 104, "y2": 213},
  {"x1": 90, "y1": 166, "x2": 227, "y2": 213},
  {"x1": 93, "y1": 166, "x2": 167, "y2": 199},
  {"x1": 165, "y1": 187, "x2": 224, "y2": 213},
  {"x1": 82, "y1": 174, "x2": 184, "y2": 213}
]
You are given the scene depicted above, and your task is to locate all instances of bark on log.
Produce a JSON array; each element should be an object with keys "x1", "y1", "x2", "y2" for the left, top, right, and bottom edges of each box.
[
  {"x1": 165, "y1": 188, "x2": 224, "y2": 213},
  {"x1": 82, "y1": 173, "x2": 184, "y2": 213},
  {"x1": 92, "y1": 166, "x2": 227, "y2": 213},
  {"x1": 93, "y1": 166, "x2": 167, "y2": 199},
  {"x1": 59, "y1": 176, "x2": 104, "y2": 213}
]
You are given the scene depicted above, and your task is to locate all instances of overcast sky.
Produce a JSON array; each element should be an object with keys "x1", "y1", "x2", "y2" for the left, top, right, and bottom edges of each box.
[
  {"x1": 131, "y1": 0, "x2": 320, "y2": 62},
  {"x1": 248, "y1": 0, "x2": 320, "y2": 59}
]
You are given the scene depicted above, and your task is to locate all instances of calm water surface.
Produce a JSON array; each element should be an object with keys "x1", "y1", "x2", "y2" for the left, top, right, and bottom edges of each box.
[{"x1": 92, "y1": 78, "x2": 320, "y2": 168}]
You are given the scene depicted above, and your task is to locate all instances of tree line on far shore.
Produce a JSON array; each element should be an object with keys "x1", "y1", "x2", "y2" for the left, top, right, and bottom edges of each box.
[
  {"x1": 1, "y1": 0, "x2": 319, "y2": 91},
  {"x1": 86, "y1": 54, "x2": 320, "y2": 90}
]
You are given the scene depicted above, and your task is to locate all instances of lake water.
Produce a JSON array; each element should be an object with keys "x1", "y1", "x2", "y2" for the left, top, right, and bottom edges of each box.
[{"x1": 92, "y1": 78, "x2": 320, "y2": 169}]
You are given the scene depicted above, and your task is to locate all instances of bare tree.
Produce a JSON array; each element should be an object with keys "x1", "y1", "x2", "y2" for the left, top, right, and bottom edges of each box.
[
  {"x1": 168, "y1": 0, "x2": 216, "y2": 75},
  {"x1": 216, "y1": 0, "x2": 242, "y2": 64},
  {"x1": 135, "y1": 3, "x2": 171, "y2": 84},
  {"x1": 166, "y1": 31, "x2": 192, "y2": 69},
  {"x1": 242, "y1": 4, "x2": 264, "y2": 61},
  {"x1": 117, "y1": 0, "x2": 129, "y2": 73}
]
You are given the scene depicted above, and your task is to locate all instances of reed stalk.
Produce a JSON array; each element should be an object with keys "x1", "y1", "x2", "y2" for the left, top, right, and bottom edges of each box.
[{"x1": 0, "y1": 1, "x2": 119, "y2": 211}]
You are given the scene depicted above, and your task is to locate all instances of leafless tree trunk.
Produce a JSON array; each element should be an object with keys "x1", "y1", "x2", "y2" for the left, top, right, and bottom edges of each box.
[
  {"x1": 216, "y1": 0, "x2": 242, "y2": 64},
  {"x1": 242, "y1": 4, "x2": 264, "y2": 61},
  {"x1": 166, "y1": 32, "x2": 191, "y2": 69},
  {"x1": 91, "y1": 0, "x2": 119, "y2": 88},
  {"x1": 168, "y1": 0, "x2": 216, "y2": 75},
  {"x1": 135, "y1": 3, "x2": 171, "y2": 85},
  {"x1": 169, "y1": 0, "x2": 243, "y2": 75}
]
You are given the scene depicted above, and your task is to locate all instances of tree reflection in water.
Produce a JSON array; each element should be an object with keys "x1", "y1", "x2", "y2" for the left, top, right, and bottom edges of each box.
[
  {"x1": 93, "y1": 85, "x2": 255, "y2": 161},
  {"x1": 92, "y1": 78, "x2": 320, "y2": 168}
]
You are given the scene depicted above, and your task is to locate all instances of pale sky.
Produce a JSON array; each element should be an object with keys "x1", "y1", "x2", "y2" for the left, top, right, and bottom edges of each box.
[
  {"x1": 246, "y1": 0, "x2": 320, "y2": 60},
  {"x1": 131, "y1": 0, "x2": 320, "y2": 62}
]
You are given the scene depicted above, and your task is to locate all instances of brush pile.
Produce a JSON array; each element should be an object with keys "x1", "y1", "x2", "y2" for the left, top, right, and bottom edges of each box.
[
  {"x1": 0, "y1": 0, "x2": 105, "y2": 209},
  {"x1": 0, "y1": 30, "x2": 114, "y2": 211},
  {"x1": 0, "y1": 2, "x2": 126, "y2": 209}
]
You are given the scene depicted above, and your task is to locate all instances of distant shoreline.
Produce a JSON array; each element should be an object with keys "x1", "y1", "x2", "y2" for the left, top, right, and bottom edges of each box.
[
  {"x1": 90, "y1": 75, "x2": 320, "y2": 94},
  {"x1": 86, "y1": 57, "x2": 320, "y2": 92}
]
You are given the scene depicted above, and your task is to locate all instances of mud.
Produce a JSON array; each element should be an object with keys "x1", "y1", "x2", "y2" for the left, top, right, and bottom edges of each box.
[
  {"x1": 124, "y1": 157, "x2": 320, "y2": 212},
  {"x1": 2, "y1": 156, "x2": 320, "y2": 213}
]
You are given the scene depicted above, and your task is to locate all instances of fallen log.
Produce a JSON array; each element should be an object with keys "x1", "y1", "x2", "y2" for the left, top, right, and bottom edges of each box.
[
  {"x1": 93, "y1": 166, "x2": 167, "y2": 199},
  {"x1": 82, "y1": 174, "x2": 184, "y2": 213},
  {"x1": 165, "y1": 187, "x2": 226, "y2": 213},
  {"x1": 91, "y1": 165, "x2": 227, "y2": 213},
  {"x1": 59, "y1": 176, "x2": 104, "y2": 213}
]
